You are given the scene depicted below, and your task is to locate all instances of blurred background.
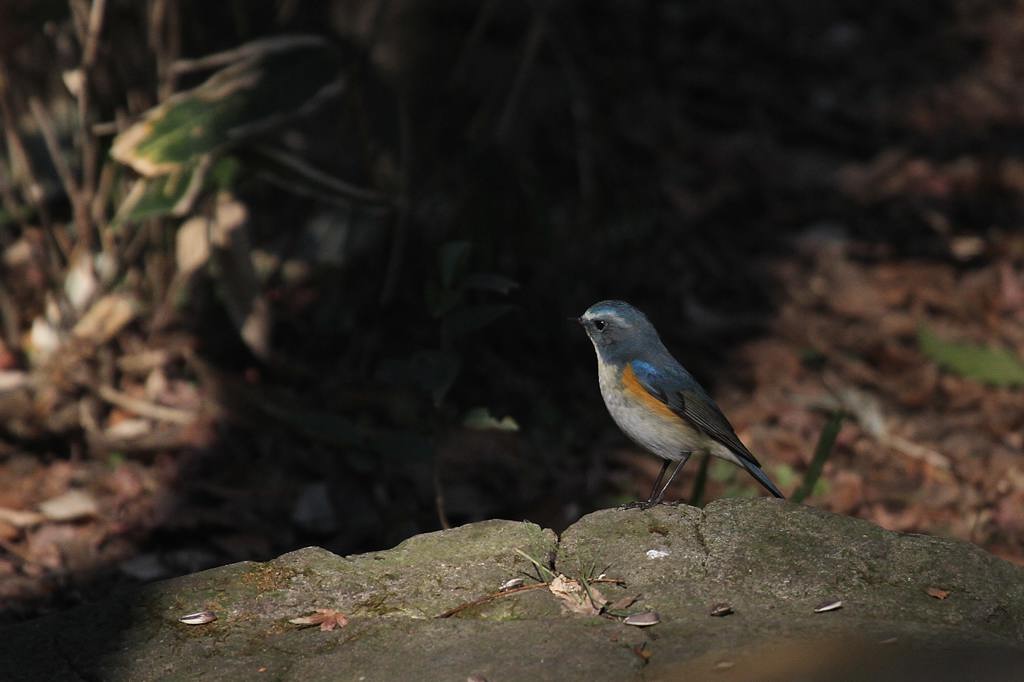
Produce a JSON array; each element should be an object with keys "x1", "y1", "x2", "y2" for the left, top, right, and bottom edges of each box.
[{"x1": 1, "y1": 0, "x2": 1023, "y2": 623}]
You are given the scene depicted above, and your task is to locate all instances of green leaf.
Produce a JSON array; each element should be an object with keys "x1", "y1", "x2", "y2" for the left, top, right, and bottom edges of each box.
[
  {"x1": 111, "y1": 36, "x2": 346, "y2": 176},
  {"x1": 791, "y1": 411, "x2": 843, "y2": 504},
  {"x1": 113, "y1": 156, "x2": 242, "y2": 224},
  {"x1": 918, "y1": 326, "x2": 1024, "y2": 387},
  {"x1": 463, "y1": 407, "x2": 520, "y2": 431}
]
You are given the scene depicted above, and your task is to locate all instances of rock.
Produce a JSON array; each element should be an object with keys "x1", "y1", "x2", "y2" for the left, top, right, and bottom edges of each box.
[{"x1": 1, "y1": 500, "x2": 1023, "y2": 681}]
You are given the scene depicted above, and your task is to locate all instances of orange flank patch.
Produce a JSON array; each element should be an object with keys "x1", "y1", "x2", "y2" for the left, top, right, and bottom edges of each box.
[{"x1": 620, "y1": 364, "x2": 679, "y2": 421}]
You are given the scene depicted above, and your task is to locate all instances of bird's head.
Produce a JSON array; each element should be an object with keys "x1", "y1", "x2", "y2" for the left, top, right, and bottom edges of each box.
[{"x1": 576, "y1": 300, "x2": 660, "y2": 361}]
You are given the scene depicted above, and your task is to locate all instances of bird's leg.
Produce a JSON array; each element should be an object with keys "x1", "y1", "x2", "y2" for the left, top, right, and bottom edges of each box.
[
  {"x1": 648, "y1": 453, "x2": 692, "y2": 507},
  {"x1": 620, "y1": 460, "x2": 670, "y2": 510},
  {"x1": 646, "y1": 459, "x2": 671, "y2": 503}
]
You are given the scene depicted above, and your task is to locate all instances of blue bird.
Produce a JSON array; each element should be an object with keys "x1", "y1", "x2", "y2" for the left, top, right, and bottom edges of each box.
[{"x1": 577, "y1": 300, "x2": 784, "y2": 506}]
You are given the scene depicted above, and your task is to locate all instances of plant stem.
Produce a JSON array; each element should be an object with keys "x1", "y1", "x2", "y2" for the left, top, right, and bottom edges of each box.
[{"x1": 792, "y1": 411, "x2": 844, "y2": 504}]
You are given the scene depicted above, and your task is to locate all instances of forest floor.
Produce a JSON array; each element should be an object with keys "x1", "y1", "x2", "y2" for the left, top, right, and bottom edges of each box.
[
  {"x1": 2, "y1": 0, "x2": 1024, "y2": 623},
  {"x1": 3, "y1": 231, "x2": 1022, "y2": 622}
]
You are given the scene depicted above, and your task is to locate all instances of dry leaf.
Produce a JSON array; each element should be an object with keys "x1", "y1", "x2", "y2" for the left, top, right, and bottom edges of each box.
[
  {"x1": 547, "y1": 574, "x2": 605, "y2": 616},
  {"x1": 289, "y1": 608, "x2": 349, "y2": 631},
  {"x1": 28, "y1": 317, "x2": 61, "y2": 359},
  {"x1": 104, "y1": 419, "x2": 151, "y2": 440},
  {"x1": 176, "y1": 216, "x2": 211, "y2": 275},
  {"x1": 38, "y1": 489, "x2": 99, "y2": 522},
  {"x1": 64, "y1": 252, "x2": 97, "y2": 312},
  {"x1": 207, "y1": 194, "x2": 271, "y2": 360},
  {"x1": 925, "y1": 587, "x2": 950, "y2": 600},
  {"x1": 0, "y1": 507, "x2": 45, "y2": 528},
  {"x1": 709, "y1": 602, "x2": 734, "y2": 617},
  {"x1": 0, "y1": 520, "x2": 19, "y2": 541},
  {"x1": 72, "y1": 294, "x2": 138, "y2": 345},
  {"x1": 0, "y1": 370, "x2": 31, "y2": 391}
]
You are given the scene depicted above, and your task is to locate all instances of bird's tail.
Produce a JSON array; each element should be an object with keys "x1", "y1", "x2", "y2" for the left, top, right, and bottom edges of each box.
[{"x1": 741, "y1": 459, "x2": 785, "y2": 499}]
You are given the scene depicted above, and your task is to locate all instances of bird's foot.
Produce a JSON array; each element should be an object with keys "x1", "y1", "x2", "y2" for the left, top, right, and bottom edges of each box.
[{"x1": 620, "y1": 499, "x2": 659, "y2": 511}]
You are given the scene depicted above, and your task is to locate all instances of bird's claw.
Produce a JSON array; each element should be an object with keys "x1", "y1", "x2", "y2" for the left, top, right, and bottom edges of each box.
[{"x1": 620, "y1": 500, "x2": 659, "y2": 511}]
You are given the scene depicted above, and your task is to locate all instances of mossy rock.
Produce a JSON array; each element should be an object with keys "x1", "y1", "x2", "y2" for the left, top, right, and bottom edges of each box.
[{"x1": 3, "y1": 500, "x2": 1023, "y2": 681}]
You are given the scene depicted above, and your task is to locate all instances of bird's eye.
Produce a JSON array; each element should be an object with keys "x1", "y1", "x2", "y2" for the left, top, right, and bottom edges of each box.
[{"x1": 593, "y1": 319, "x2": 606, "y2": 331}]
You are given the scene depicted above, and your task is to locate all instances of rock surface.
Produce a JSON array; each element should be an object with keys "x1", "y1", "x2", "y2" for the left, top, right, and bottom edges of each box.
[{"x1": 3, "y1": 498, "x2": 1024, "y2": 681}]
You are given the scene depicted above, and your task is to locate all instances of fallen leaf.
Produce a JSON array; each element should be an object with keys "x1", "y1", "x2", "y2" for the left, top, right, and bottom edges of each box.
[
  {"x1": 72, "y1": 294, "x2": 139, "y2": 345},
  {"x1": 499, "y1": 578, "x2": 524, "y2": 591},
  {"x1": 547, "y1": 574, "x2": 605, "y2": 616},
  {"x1": 0, "y1": 507, "x2": 45, "y2": 528},
  {"x1": 104, "y1": 418, "x2": 151, "y2": 440},
  {"x1": 925, "y1": 587, "x2": 950, "y2": 600},
  {"x1": 289, "y1": 608, "x2": 349, "y2": 631},
  {"x1": 64, "y1": 252, "x2": 97, "y2": 312},
  {"x1": 709, "y1": 602, "x2": 734, "y2": 617},
  {"x1": 0, "y1": 371, "x2": 30, "y2": 391},
  {"x1": 27, "y1": 317, "x2": 61, "y2": 359},
  {"x1": 0, "y1": 520, "x2": 18, "y2": 541},
  {"x1": 208, "y1": 194, "x2": 271, "y2": 360},
  {"x1": 38, "y1": 489, "x2": 99, "y2": 522},
  {"x1": 176, "y1": 215, "x2": 211, "y2": 275}
]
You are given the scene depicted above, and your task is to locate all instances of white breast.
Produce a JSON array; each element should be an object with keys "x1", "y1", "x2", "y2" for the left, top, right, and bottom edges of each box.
[{"x1": 596, "y1": 360, "x2": 702, "y2": 461}]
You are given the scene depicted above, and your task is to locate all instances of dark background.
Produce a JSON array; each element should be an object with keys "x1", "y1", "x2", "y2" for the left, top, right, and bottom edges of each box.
[{"x1": 1, "y1": 0, "x2": 1023, "y2": 622}]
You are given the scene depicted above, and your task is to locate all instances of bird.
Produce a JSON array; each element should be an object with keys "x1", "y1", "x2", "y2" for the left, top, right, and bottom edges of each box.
[{"x1": 576, "y1": 300, "x2": 784, "y2": 506}]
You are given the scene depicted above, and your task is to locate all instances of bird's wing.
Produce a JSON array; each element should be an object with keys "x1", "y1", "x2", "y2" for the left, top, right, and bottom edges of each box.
[{"x1": 630, "y1": 360, "x2": 763, "y2": 468}]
